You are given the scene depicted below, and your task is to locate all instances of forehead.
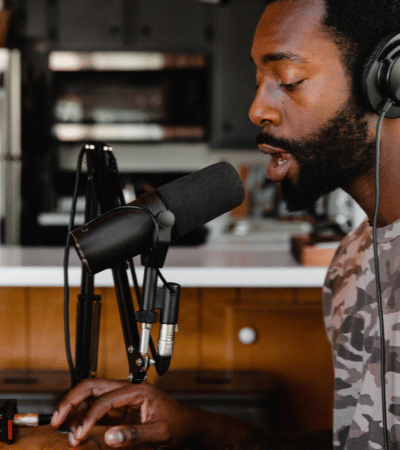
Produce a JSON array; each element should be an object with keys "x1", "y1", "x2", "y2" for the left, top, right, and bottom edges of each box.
[{"x1": 251, "y1": 0, "x2": 333, "y2": 63}]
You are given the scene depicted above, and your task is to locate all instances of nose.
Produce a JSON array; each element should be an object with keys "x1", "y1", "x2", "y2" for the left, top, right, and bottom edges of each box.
[{"x1": 249, "y1": 85, "x2": 282, "y2": 127}]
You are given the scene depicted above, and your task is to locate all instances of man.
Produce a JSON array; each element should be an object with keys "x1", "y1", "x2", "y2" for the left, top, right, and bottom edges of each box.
[{"x1": 51, "y1": 0, "x2": 400, "y2": 448}]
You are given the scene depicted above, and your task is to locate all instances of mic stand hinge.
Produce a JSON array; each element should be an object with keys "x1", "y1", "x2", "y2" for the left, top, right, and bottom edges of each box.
[{"x1": 126, "y1": 346, "x2": 149, "y2": 384}]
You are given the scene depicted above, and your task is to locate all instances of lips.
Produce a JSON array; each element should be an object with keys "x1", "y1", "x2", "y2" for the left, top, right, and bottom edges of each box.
[{"x1": 259, "y1": 144, "x2": 292, "y2": 182}]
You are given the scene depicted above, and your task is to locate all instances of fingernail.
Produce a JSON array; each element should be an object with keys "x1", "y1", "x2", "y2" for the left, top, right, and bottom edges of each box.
[
  {"x1": 68, "y1": 431, "x2": 80, "y2": 447},
  {"x1": 107, "y1": 430, "x2": 125, "y2": 446},
  {"x1": 75, "y1": 426, "x2": 83, "y2": 440}
]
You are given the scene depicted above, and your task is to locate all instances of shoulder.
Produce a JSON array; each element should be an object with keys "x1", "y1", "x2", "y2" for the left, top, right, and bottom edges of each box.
[
  {"x1": 326, "y1": 218, "x2": 372, "y2": 285},
  {"x1": 322, "y1": 219, "x2": 372, "y2": 319}
]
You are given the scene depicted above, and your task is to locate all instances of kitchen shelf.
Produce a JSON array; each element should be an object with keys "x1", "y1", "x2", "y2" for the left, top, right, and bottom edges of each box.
[
  {"x1": 52, "y1": 123, "x2": 205, "y2": 142},
  {"x1": 49, "y1": 51, "x2": 207, "y2": 72}
]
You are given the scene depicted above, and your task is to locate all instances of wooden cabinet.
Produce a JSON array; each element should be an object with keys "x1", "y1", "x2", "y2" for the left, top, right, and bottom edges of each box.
[
  {"x1": 0, "y1": 287, "x2": 27, "y2": 369},
  {"x1": 0, "y1": 286, "x2": 333, "y2": 432},
  {"x1": 194, "y1": 288, "x2": 333, "y2": 432}
]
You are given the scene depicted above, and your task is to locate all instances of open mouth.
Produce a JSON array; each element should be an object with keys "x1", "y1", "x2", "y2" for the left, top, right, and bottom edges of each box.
[{"x1": 258, "y1": 144, "x2": 293, "y2": 182}]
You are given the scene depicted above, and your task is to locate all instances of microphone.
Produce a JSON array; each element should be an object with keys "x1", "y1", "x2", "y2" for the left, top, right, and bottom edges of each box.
[
  {"x1": 70, "y1": 161, "x2": 244, "y2": 379},
  {"x1": 71, "y1": 161, "x2": 245, "y2": 275}
]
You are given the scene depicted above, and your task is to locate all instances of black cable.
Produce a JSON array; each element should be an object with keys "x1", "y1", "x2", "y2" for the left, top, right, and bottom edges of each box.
[
  {"x1": 63, "y1": 146, "x2": 87, "y2": 389},
  {"x1": 128, "y1": 259, "x2": 142, "y2": 306},
  {"x1": 156, "y1": 267, "x2": 177, "y2": 293},
  {"x1": 373, "y1": 99, "x2": 392, "y2": 450}
]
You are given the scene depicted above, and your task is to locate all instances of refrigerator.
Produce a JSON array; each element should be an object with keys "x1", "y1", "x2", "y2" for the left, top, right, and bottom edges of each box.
[{"x1": 0, "y1": 48, "x2": 21, "y2": 245}]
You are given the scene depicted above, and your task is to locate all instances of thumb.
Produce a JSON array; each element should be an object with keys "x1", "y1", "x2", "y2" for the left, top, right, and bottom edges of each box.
[{"x1": 104, "y1": 422, "x2": 172, "y2": 448}]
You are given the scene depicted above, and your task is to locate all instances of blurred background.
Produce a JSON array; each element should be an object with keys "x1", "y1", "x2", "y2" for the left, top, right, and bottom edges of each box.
[
  {"x1": 0, "y1": 1, "x2": 365, "y2": 436},
  {"x1": 0, "y1": 0, "x2": 365, "y2": 247}
]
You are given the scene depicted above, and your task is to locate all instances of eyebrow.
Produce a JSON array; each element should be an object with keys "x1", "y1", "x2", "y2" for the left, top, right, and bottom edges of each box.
[{"x1": 251, "y1": 51, "x2": 309, "y2": 65}]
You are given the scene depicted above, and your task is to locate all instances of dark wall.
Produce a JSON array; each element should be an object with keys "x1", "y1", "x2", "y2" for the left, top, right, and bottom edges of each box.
[
  {"x1": 7, "y1": 0, "x2": 267, "y2": 245},
  {"x1": 10, "y1": 0, "x2": 266, "y2": 148}
]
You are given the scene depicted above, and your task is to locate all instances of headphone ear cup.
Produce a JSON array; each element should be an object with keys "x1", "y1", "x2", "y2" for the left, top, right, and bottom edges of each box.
[
  {"x1": 362, "y1": 35, "x2": 393, "y2": 103},
  {"x1": 362, "y1": 33, "x2": 400, "y2": 118}
]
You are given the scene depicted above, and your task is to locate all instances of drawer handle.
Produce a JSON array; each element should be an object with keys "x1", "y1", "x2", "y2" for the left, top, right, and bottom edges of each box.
[{"x1": 238, "y1": 327, "x2": 257, "y2": 345}]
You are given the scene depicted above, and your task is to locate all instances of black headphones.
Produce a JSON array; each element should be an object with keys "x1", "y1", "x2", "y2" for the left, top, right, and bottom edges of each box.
[
  {"x1": 362, "y1": 31, "x2": 400, "y2": 450},
  {"x1": 363, "y1": 32, "x2": 400, "y2": 118}
]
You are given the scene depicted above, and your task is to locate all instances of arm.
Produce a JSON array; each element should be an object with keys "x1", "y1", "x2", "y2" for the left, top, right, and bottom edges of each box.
[{"x1": 50, "y1": 379, "x2": 332, "y2": 449}]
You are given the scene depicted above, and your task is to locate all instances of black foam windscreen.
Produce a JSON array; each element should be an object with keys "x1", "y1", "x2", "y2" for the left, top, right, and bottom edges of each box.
[
  {"x1": 158, "y1": 161, "x2": 245, "y2": 239},
  {"x1": 71, "y1": 161, "x2": 245, "y2": 274}
]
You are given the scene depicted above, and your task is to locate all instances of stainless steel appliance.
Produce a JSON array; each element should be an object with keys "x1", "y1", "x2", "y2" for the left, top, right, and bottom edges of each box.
[{"x1": 0, "y1": 48, "x2": 21, "y2": 244}]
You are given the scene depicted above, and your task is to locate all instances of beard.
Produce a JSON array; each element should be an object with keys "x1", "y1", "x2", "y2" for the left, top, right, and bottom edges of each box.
[{"x1": 256, "y1": 98, "x2": 375, "y2": 212}]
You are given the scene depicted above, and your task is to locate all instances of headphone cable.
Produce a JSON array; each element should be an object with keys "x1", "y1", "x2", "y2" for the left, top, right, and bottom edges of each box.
[{"x1": 373, "y1": 98, "x2": 392, "y2": 450}]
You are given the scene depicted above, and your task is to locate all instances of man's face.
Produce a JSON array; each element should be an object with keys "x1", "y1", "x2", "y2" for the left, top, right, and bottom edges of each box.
[{"x1": 249, "y1": 0, "x2": 375, "y2": 211}]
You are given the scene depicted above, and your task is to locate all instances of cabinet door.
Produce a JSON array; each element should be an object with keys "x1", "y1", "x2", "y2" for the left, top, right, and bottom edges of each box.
[
  {"x1": 0, "y1": 287, "x2": 27, "y2": 369},
  {"x1": 133, "y1": 0, "x2": 210, "y2": 52},
  {"x1": 56, "y1": 0, "x2": 125, "y2": 49},
  {"x1": 28, "y1": 287, "x2": 78, "y2": 370},
  {"x1": 198, "y1": 288, "x2": 333, "y2": 432},
  {"x1": 232, "y1": 304, "x2": 333, "y2": 432}
]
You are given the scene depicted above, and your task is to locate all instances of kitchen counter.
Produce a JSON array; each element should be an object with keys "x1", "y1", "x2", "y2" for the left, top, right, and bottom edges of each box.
[{"x1": 0, "y1": 238, "x2": 328, "y2": 288}]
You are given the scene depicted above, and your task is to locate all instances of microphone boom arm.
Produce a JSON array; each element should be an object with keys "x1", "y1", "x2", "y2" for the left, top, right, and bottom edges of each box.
[
  {"x1": 71, "y1": 141, "x2": 179, "y2": 385},
  {"x1": 70, "y1": 154, "x2": 244, "y2": 384}
]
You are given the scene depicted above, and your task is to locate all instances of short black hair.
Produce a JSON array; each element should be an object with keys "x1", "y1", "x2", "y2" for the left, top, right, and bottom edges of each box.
[{"x1": 264, "y1": 0, "x2": 400, "y2": 108}]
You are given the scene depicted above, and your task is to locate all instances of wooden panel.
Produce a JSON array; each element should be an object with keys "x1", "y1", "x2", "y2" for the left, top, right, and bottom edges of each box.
[
  {"x1": 238, "y1": 287, "x2": 293, "y2": 306},
  {"x1": 232, "y1": 303, "x2": 333, "y2": 432},
  {"x1": 293, "y1": 287, "x2": 323, "y2": 304},
  {"x1": 169, "y1": 288, "x2": 201, "y2": 370},
  {"x1": 199, "y1": 288, "x2": 238, "y2": 370},
  {"x1": 0, "y1": 287, "x2": 28, "y2": 369},
  {"x1": 28, "y1": 287, "x2": 78, "y2": 370},
  {"x1": 96, "y1": 287, "x2": 129, "y2": 380},
  {"x1": 196, "y1": 288, "x2": 333, "y2": 432}
]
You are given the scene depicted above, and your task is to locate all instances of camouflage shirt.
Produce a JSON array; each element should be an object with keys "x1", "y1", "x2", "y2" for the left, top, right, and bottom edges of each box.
[{"x1": 323, "y1": 217, "x2": 400, "y2": 450}]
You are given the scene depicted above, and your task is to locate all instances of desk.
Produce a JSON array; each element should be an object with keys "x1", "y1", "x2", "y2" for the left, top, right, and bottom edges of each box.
[{"x1": 1, "y1": 426, "x2": 152, "y2": 449}]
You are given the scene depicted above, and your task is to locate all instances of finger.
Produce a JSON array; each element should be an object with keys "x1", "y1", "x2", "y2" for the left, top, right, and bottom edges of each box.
[
  {"x1": 68, "y1": 429, "x2": 82, "y2": 448},
  {"x1": 104, "y1": 425, "x2": 139, "y2": 447},
  {"x1": 51, "y1": 379, "x2": 128, "y2": 428},
  {"x1": 62, "y1": 399, "x2": 92, "y2": 433},
  {"x1": 71, "y1": 384, "x2": 145, "y2": 443},
  {"x1": 104, "y1": 422, "x2": 172, "y2": 448}
]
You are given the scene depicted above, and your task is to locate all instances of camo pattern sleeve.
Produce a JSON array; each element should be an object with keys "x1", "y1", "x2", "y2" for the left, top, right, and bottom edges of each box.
[{"x1": 323, "y1": 217, "x2": 400, "y2": 450}]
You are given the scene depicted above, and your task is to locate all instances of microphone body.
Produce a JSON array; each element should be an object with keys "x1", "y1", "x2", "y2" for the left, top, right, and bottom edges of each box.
[{"x1": 71, "y1": 161, "x2": 245, "y2": 275}]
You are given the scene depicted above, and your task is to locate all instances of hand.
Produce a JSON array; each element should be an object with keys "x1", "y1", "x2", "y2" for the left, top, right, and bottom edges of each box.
[{"x1": 50, "y1": 378, "x2": 202, "y2": 448}]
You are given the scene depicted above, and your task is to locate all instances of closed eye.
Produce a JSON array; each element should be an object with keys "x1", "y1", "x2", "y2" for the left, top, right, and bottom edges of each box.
[{"x1": 280, "y1": 79, "x2": 305, "y2": 92}]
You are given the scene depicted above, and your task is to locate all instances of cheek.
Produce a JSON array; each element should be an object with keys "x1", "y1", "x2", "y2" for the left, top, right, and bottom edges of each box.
[
  {"x1": 285, "y1": 79, "x2": 350, "y2": 137},
  {"x1": 306, "y1": 75, "x2": 350, "y2": 115}
]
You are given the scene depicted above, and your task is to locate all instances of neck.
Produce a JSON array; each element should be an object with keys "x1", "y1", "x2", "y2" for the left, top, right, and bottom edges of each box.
[{"x1": 345, "y1": 117, "x2": 400, "y2": 228}]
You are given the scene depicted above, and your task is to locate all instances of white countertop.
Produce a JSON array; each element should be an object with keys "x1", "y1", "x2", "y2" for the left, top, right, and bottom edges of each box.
[{"x1": 0, "y1": 239, "x2": 327, "y2": 288}]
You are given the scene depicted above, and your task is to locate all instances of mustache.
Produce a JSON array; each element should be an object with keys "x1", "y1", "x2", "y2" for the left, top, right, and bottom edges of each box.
[{"x1": 256, "y1": 132, "x2": 298, "y2": 154}]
